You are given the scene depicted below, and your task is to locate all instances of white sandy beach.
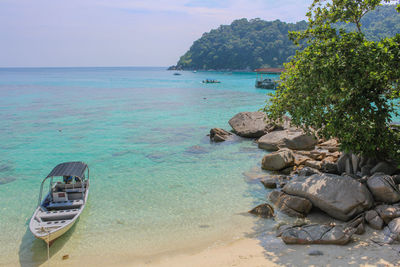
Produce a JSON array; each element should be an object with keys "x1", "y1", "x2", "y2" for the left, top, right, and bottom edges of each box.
[{"x1": 31, "y1": 226, "x2": 400, "y2": 267}]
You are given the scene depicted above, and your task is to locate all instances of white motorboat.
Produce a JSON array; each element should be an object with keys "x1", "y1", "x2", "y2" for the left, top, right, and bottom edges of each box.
[{"x1": 29, "y1": 162, "x2": 90, "y2": 245}]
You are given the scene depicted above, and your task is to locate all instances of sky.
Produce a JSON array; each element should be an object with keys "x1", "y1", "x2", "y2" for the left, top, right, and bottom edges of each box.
[{"x1": 0, "y1": 0, "x2": 313, "y2": 67}]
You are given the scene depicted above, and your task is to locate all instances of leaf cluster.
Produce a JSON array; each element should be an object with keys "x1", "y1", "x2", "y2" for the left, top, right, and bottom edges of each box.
[{"x1": 265, "y1": 0, "x2": 400, "y2": 161}]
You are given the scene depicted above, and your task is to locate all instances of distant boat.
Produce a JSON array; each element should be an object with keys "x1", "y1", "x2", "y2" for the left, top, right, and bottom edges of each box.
[
  {"x1": 173, "y1": 72, "x2": 182, "y2": 76},
  {"x1": 29, "y1": 162, "x2": 90, "y2": 245},
  {"x1": 193, "y1": 70, "x2": 197, "y2": 73},
  {"x1": 202, "y1": 79, "x2": 221, "y2": 84}
]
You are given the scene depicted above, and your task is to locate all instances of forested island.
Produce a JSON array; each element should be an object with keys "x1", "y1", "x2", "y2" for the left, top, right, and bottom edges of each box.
[{"x1": 170, "y1": 5, "x2": 400, "y2": 71}]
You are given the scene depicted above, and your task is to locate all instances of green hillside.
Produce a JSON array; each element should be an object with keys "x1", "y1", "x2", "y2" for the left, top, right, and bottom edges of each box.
[{"x1": 172, "y1": 5, "x2": 400, "y2": 71}]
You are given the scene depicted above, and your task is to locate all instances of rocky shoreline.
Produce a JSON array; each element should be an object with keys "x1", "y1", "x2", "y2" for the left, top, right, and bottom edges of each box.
[{"x1": 211, "y1": 111, "x2": 400, "y2": 246}]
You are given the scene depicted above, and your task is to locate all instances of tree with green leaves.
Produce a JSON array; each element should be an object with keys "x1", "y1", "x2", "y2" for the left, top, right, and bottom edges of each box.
[{"x1": 265, "y1": 0, "x2": 400, "y2": 161}]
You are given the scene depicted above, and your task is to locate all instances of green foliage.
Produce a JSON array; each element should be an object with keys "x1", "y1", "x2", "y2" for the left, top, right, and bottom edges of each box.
[
  {"x1": 265, "y1": 0, "x2": 400, "y2": 161},
  {"x1": 176, "y1": 18, "x2": 307, "y2": 70}
]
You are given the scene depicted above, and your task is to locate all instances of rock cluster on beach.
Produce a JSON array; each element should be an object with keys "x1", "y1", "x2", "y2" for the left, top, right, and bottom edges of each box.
[{"x1": 211, "y1": 111, "x2": 400, "y2": 246}]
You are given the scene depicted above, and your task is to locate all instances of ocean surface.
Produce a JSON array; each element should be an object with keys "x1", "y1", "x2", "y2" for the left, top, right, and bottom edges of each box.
[{"x1": 0, "y1": 67, "x2": 279, "y2": 266}]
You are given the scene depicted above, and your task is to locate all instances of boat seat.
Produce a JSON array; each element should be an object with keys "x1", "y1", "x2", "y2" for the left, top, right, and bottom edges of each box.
[
  {"x1": 47, "y1": 199, "x2": 83, "y2": 210},
  {"x1": 36, "y1": 219, "x2": 72, "y2": 229},
  {"x1": 38, "y1": 209, "x2": 79, "y2": 221},
  {"x1": 52, "y1": 192, "x2": 68, "y2": 202}
]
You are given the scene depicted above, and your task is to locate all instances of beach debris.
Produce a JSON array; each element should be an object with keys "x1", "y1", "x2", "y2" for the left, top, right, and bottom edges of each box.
[
  {"x1": 308, "y1": 250, "x2": 324, "y2": 256},
  {"x1": 268, "y1": 190, "x2": 312, "y2": 218},
  {"x1": 209, "y1": 128, "x2": 232, "y2": 142},
  {"x1": 282, "y1": 173, "x2": 373, "y2": 221},
  {"x1": 62, "y1": 254, "x2": 69, "y2": 260},
  {"x1": 280, "y1": 224, "x2": 357, "y2": 245},
  {"x1": 261, "y1": 149, "x2": 294, "y2": 171},
  {"x1": 249, "y1": 203, "x2": 274, "y2": 218},
  {"x1": 367, "y1": 173, "x2": 400, "y2": 203}
]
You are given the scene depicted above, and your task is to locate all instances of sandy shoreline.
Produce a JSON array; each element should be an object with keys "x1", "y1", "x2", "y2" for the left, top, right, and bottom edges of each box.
[{"x1": 30, "y1": 226, "x2": 400, "y2": 267}]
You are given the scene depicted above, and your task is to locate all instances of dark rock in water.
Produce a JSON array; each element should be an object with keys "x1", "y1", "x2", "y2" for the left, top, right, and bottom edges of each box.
[
  {"x1": 367, "y1": 172, "x2": 400, "y2": 203},
  {"x1": 209, "y1": 128, "x2": 232, "y2": 142},
  {"x1": 269, "y1": 190, "x2": 312, "y2": 218},
  {"x1": 365, "y1": 210, "x2": 384, "y2": 230},
  {"x1": 0, "y1": 177, "x2": 16, "y2": 185},
  {"x1": 261, "y1": 149, "x2": 294, "y2": 171},
  {"x1": 228, "y1": 111, "x2": 271, "y2": 138},
  {"x1": 260, "y1": 175, "x2": 289, "y2": 189},
  {"x1": 308, "y1": 250, "x2": 324, "y2": 256},
  {"x1": 185, "y1": 145, "x2": 209, "y2": 154},
  {"x1": 371, "y1": 161, "x2": 398, "y2": 176},
  {"x1": 249, "y1": 203, "x2": 274, "y2": 218},
  {"x1": 283, "y1": 173, "x2": 373, "y2": 221},
  {"x1": 375, "y1": 204, "x2": 400, "y2": 224},
  {"x1": 280, "y1": 224, "x2": 356, "y2": 245}
]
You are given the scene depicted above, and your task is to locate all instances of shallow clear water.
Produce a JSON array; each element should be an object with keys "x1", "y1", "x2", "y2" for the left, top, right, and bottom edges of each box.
[{"x1": 0, "y1": 67, "x2": 280, "y2": 265}]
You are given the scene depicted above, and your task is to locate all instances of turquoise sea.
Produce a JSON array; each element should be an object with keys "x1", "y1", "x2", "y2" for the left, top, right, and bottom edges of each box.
[{"x1": 0, "y1": 67, "x2": 280, "y2": 266}]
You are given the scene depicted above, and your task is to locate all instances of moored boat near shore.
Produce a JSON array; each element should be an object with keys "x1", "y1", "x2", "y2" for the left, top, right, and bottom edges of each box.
[{"x1": 29, "y1": 162, "x2": 90, "y2": 245}]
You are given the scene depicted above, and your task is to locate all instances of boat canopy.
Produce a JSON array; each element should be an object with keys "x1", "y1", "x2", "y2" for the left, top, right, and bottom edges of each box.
[{"x1": 46, "y1": 162, "x2": 88, "y2": 179}]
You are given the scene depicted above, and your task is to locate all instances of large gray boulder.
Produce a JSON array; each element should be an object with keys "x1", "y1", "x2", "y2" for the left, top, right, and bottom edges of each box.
[
  {"x1": 258, "y1": 130, "x2": 317, "y2": 151},
  {"x1": 367, "y1": 173, "x2": 400, "y2": 203},
  {"x1": 228, "y1": 112, "x2": 271, "y2": 138},
  {"x1": 280, "y1": 224, "x2": 357, "y2": 245},
  {"x1": 261, "y1": 149, "x2": 295, "y2": 171},
  {"x1": 283, "y1": 173, "x2": 373, "y2": 221},
  {"x1": 269, "y1": 190, "x2": 312, "y2": 218}
]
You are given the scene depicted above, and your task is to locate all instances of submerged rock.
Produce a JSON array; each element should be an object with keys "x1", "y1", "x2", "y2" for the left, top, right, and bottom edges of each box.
[
  {"x1": 185, "y1": 145, "x2": 209, "y2": 154},
  {"x1": 0, "y1": 177, "x2": 16, "y2": 185},
  {"x1": 228, "y1": 112, "x2": 271, "y2": 138},
  {"x1": 280, "y1": 224, "x2": 356, "y2": 245},
  {"x1": 249, "y1": 203, "x2": 274, "y2": 218},
  {"x1": 261, "y1": 149, "x2": 295, "y2": 171},
  {"x1": 367, "y1": 173, "x2": 400, "y2": 203},
  {"x1": 283, "y1": 173, "x2": 373, "y2": 221}
]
